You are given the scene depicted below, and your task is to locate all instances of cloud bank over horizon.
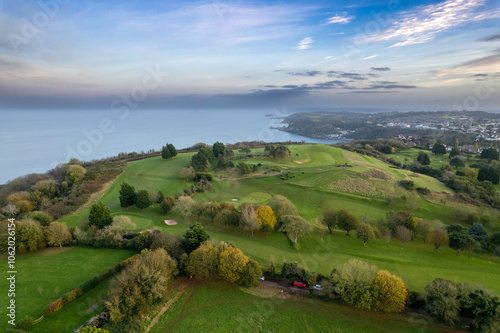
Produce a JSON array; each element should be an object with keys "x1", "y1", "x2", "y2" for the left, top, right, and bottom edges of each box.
[{"x1": 0, "y1": 0, "x2": 499, "y2": 111}]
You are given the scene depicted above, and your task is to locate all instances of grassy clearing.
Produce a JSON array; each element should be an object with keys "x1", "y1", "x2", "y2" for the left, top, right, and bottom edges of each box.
[
  {"x1": 33, "y1": 279, "x2": 112, "y2": 333},
  {"x1": 388, "y1": 148, "x2": 478, "y2": 170},
  {"x1": 150, "y1": 282, "x2": 442, "y2": 333},
  {"x1": 0, "y1": 247, "x2": 134, "y2": 332}
]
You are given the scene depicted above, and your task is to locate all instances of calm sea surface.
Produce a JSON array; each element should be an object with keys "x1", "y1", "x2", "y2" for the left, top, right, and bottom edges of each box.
[{"x1": 0, "y1": 108, "x2": 345, "y2": 184}]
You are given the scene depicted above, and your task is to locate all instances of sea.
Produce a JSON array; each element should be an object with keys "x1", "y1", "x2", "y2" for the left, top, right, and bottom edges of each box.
[{"x1": 0, "y1": 108, "x2": 355, "y2": 185}]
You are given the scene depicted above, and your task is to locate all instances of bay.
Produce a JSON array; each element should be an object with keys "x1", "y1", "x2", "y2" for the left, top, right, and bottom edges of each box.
[{"x1": 0, "y1": 108, "x2": 343, "y2": 184}]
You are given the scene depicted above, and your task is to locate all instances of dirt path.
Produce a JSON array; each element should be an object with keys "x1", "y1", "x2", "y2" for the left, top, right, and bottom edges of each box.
[
  {"x1": 216, "y1": 166, "x2": 349, "y2": 181},
  {"x1": 144, "y1": 285, "x2": 187, "y2": 333},
  {"x1": 261, "y1": 280, "x2": 309, "y2": 294}
]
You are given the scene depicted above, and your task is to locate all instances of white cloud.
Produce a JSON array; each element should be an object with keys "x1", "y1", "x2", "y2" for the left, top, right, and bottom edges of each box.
[
  {"x1": 434, "y1": 53, "x2": 500, "y2": 76},
  {"x1": 362, "y1": 55, "x2": 377, "y2": 60},
  {"x1": 294, "y1": 37, "x2": 313, "y2": 50},
  {"x1": 366, "y1": 0, "x2": 498, "y2": 47},
  {"x1": 327, "y1": 13, "x2": 354, "y2": 24},
  {"x1": 324, "y1": 56, "x2": 332, "y2": 59}
]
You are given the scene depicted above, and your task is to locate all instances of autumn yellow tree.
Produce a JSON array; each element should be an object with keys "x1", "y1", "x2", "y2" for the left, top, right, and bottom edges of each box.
[
  {"x1": 426, "y1": 229, "x2": 449, "y2": 252},
  {"x1": 218, "y1": 244, "x2": 249, "y2": 283},
  {"x1": 46, "y1": 222, "x2": 72, "y2": 249},
  {"x1": 255, "y1": 205, "x2": 277, "y2": 236},
  {"x1": 186, "y1": 242, "x2": 220, "y2": 280},
  {"x1": 372, "y1": 270, "x2": 408, "y2": 313}
]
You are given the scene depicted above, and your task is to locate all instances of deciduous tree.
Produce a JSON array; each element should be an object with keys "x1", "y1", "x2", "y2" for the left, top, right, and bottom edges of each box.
[
  {"x1": 240, "y1": 203, "x2": 261, "y2": 236},
  {"x1": 204, "y1": 202, "x2": 221, "y2": 223},
  {"x1": 372, "y1": 270, "x2": 408, "y2": 313},
  {"x1": 426, "y1": 229, "x2": 448, "y2": 252},
  {"x1": 219, "y1": 244, "x2": 249, "y2": 283},
  {"x1": 175, "y1": 196, "x2": 194, "y2": 220},
  {"x1": 46, "y1": 222, "x2": 72, "y2": 249},
  {"x1": 255, "y1": 205, "x2": 276, "y2": 234},
  {"x1": 190, "y1": 200, "x2": 205, "y2": 221},
  {"x1": 416, "y1": 219, "x2": 431, "y2": 243},
  {"x1": 269, "y1": 195, "x2": 298, "y2": 225},
  {"x1": 239, "y1": 259, "x2": 262, "y2": 287},
  {"x1": 180, "y1": 166, "x2": 196, "y2": 181},
  {"x1": 356, "y1": 223, "x2": 376, "y2": 246},
  {"x1": 450, "y1": 156, "x2": 465, "y2": 169},
  {"x1": 106, "y1": 249, "x2": 177, "y2": 325},
  {"x1": 424, "y1": 278, "x2": 460, "y2": 325},
  {"x1": 337, "y1": 210, "x2": 359, "y2": 236},
  {"x1": 186, "y1": 242, "x2": 220, "y2": 279},
  {"x1": 66, "y1": 164, "x2": 87, "y2": 184},
  {"x1": 331, "y1": 259, "x2": 378, "y2": 310},
  {"x1": 321, "y1": 209, "x2": 337, "y2": 234},
  {"x1": 395, "y1": 225, "x2": 411, "y2": 247},
  {"x1": 279, "y1": 215, "x2": 312, "y2": 246}
]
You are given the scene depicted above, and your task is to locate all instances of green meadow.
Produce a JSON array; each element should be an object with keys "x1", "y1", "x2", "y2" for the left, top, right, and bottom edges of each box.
[
  {"x1": 150, "y1": 282, "x2": 443, "y2": 333},
  {"x1": 58, "y1": 144, "x2": 500, "y2": 295},
  {"x1": 0, "y1": 247, "x2": 134, "y2": 332}
]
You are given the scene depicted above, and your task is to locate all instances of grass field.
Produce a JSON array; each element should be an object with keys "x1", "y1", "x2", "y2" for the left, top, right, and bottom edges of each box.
[
  {"x1": 0, "y1": 247, "x2": 134, "y2": 332},
  {"x1": 389, "y1": 148, "x2": 480, "y2": 171},
  {"x1": 57, "y1": 144, "x2": 500, "y2": 295},
  {"x1": 150, "y1": 282, "x2": 443, "y2": 333}
]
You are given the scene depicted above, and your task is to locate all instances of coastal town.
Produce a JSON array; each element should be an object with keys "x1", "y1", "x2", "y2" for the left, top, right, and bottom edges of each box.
[{"x1": 277, "y1": 111, "x2": 500, "y2": 145}]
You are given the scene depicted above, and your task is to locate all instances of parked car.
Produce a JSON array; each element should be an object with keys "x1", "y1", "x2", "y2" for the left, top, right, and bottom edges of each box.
[
  {"x1": 259, "y1": 276, "x2": 265, "y2": 281},
  {"x1": 313, "y1": 284, "x2": 323, "y2": 291},
  {"x1": 293, "y1": 280, "x2": 306, "y2": 287}
]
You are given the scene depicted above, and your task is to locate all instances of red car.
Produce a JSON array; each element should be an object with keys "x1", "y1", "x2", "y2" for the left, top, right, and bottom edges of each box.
[{"x1": 293, "y1": 280, "x2": 306, "y2": 287}]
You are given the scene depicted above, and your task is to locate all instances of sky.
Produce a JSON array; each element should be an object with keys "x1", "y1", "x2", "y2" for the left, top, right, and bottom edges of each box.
[{"x1": 0, "y1": 0, "x2": 499, "y2": 111}]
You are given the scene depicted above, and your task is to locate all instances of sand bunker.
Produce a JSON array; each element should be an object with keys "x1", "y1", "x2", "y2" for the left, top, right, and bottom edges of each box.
[{"x1": 164, "y1": 220, "x2": 178, "y2": 226}]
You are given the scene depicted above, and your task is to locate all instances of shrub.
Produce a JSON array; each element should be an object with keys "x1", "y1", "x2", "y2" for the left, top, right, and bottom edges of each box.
[
  {"x1": 417, "y1": 187, "x2": 431, "y2": 195},
  {"x1": 398, "y1": 180, "x2": 414, "y2": 190},
  {"x1": 30, "y1": 211, "x2": 53, "y2": 226},
  {"x1": 407, "y1": 291, "x2": 425, "y2": 309},
  {"x1": 78, "y1": 327, "x2": 110, "y2": 333},
  {"x1": 65, "y1": 288, "x2": 83, "y2": 302},
  {"x1": 281, "y1": 261, "x2": 305, "y2": 280},
  {"x1": 16, "y1": 317, "x2": 34, "y2": 330},
  {"x1": 44, "y1": 297, "x2": 65, "y2": 316},
  {"x1": 80, "y1": 277, "x2": 100, "y2": 293},
  {"x1": 194, "y1": 172, "x2": 213, "y2": 181}
]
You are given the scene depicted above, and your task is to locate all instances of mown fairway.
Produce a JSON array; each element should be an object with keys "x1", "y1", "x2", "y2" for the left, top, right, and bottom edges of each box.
[
  {"x1": 0, "y1": 247, "x2": 135, "y2": 332},
  {"x1": 59, "y1": 144, "x2": 500, "y2": 294},
  {"x1": 150, "y1": 282, "x2": 443, "y2": 333}
]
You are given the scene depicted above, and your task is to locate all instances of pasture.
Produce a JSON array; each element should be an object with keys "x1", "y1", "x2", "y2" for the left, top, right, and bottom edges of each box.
[
  {"x1": 0, "y1": 247, "x2": 134, "y2": 332},
  {"x1": 149, "y1": 282, "x2": 444, "y2": 333}
]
